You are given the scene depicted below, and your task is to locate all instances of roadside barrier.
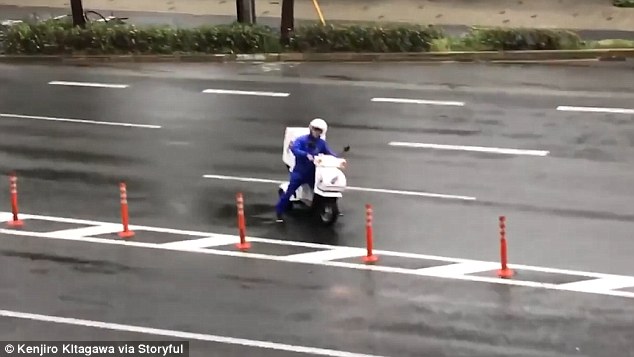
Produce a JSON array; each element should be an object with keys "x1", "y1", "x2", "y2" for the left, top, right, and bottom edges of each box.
[
  {"x1": 118, "y1": 182, "x2": 134, "y2": 238},
  {"x1": 362, "y1": 203, "x2": 379, "y2": 263},
  {"x1": 497, "y1": 216, "x2": 514, "y2": 278},
  {"x1": 7, "y1": 173, "x2": 23, "y2": 228},
  {"x1": 235, "y1": 192, "x2": 251, "y2": 251}
]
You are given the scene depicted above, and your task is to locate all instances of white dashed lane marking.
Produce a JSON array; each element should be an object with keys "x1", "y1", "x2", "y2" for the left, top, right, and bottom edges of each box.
[
  {"x1": 371, "y1": 97, "x2": 465, "y2": 106},
  {"x1": 0, "y1": 113, "x2": 161, "y2": 129},
  {"x1": 557, "y1": 105, "x2": 634, "y2": 115},
  {"x1": 389, "y1": 141, "x2": 550, "y2": 156},
  {"x1": 201, "y1": 174, "x2": 477, "y2": 201},
  {"x1": 345, "y1": 185, "x2": 476, "y2": 200},
  {"x1": 49, "y1": 81, "x2": 129, "y2": 88},
  {"x1": 202, "y1": 88, "x2": 290, "y2": 97}
]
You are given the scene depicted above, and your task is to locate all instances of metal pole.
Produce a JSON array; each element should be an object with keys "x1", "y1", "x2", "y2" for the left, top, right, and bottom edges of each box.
[{"x1": 70, "y1": 0, "x2": 86, "y2": 27}]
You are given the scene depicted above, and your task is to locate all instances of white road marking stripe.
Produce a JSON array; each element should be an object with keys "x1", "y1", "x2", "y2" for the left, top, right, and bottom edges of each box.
[
  {"x1": 161, "y1": 236, "x2": 239, "y2": 249},
  {"x1": 2, "y1": 211, "x2": 634, "y2": 299},
  {"x1": 0, "y1": 113, "x2": 161, "y2": 129},
  {"x1": 48, "y1": 224, "x2": 121, "y2": 238},
  {"x1": 0, "y1": 227, "x2": 564, "y2": 294},
  {"x1": 3, "y1": 224, "x2": 614, "y2": 295},
  {"x1": 345, "y1": 186, "x2": 475, "y2": 200},
  {"x1": 49, "y1": 81, "x2": 129, "y2": 88},
  {"x1": 557, "y1": 277, "x2": 634, "y2": 292},
  {"x1": 202, "y1": 88, "x2": 290, "y2": 97},
  {"x1": 389, "y1": 141, "x2": 550, "y2": 156},
  {"x1": 6, "y1": 213, "x2": 234, "y2": 240},
  {"x1": 415, "y1": 261, "x2": 499, "y2": 276},
  {"x1": 203, "y1": 174, "x2": 283, "y2": 184},
  {"x1": 10, "y1": 213, "x2": 611, "y2": 275},
  {"x1": 0, "y1": 309, "x2": 385, "y2": 357},
  {"x1": 371, "y1": 97, "x2": 465, "y2": 106},
  {"x1": 202, "y1": 174, "x2": 476, "y2": 201},
  {"x1": 557, "y1": 105, "x2": 634, "y2": 114},
  {"x1": 284, "y1": 248, "x2": 364, "y2": 263},
  {"x1": 0, "y1": 211, "x2": 618, "y2": 279}
]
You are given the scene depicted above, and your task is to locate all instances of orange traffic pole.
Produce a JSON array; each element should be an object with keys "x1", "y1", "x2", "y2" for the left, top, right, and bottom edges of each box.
[
  {"x1": 497, "y1": 216, "x2": 514, "y2": 278},
  {"x1": 362, "y1": 204, "x2": 378, "y2": 263},
  {"x1": 236, "y1": 192, "x2": 251, "y2": 251},
  {"x1": 7, "y1": 173, "x2": 23, "y2": 228},
  {"x1": 118, "y1": 182, "x2": 134, "y2": 238}
]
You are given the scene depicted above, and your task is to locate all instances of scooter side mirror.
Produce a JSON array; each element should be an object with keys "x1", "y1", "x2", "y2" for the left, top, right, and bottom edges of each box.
[{"x1": 343, "y1": 145, "x2": 350, "y2": 153}]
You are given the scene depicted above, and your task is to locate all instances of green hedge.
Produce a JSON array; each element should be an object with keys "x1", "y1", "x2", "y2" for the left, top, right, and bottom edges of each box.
[
  {"x1": 613, "y1": 0, "x2": 634, "y2": 7},
  {"x1": 289, "y1": 24, "x2": 444, "y2": 52},
  {"x1": 461, "y1": 27, "x2": 583, "y2": 50},
  {"x1": 2, "y1": 20, "x2": 590, "y2": 55},
  {"x1": 4, "y1": 20, "x2": 282, "y2": 54}
]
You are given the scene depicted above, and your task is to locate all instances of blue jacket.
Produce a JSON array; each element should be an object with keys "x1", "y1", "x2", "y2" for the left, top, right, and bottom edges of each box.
[{"x1": 290, "y1": 134, "x2": 337, "y2": 175}]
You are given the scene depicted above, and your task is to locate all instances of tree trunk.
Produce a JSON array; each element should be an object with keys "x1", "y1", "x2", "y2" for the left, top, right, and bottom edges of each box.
[
  {"x1": 250, "y1": 0, "x2": 256, "y2": 23},
  {"x1": 70, "y1": 0, "x2": 86, "y2": 28},
  {"x1": 280, "y1": 0, "x2": 294, "y2": 45},
  {"x1": 236, "y1": 0, "x2": 256, "y2": 24}
]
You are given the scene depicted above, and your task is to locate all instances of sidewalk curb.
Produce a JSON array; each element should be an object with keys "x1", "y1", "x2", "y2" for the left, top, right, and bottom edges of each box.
[{"x1": 1, "y1": 49, "x2": 633, "y2": 64}]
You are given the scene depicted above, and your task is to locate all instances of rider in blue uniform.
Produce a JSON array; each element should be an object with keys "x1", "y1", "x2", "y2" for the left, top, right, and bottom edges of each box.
[{"x1": 275, "y1": 118, "x2": 336, "y2": 222}]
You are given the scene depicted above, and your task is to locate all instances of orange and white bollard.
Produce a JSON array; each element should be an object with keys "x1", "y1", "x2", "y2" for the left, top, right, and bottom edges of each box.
[
  {"x1": 118, "y1": 182, "x2": 134, "y2": 238},
  {"x1": 235, "y1": 192, "x2": 251, "y2": 251},
  {"x1": 497, "y1": 216, "x2": 513, "y2": 278},
  {"x1": 7, "y1": 173, "x2": 23, "y2": 228},
  {"x1": 362, "y1": 204, "x2": 378, "y2": 263}
]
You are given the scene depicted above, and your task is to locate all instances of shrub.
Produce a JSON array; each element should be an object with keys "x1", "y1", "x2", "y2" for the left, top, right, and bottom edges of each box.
[
  {"x1": 463, "y1": 27, "x2": 583, "y2": 50},
  {"x1": 0, "y1": 25, "x2": 7, "y2": 54},
  {"x1": 613, "y1": 0, "x2": 634, "y2": 7},
  {"x1": 4, "y1": 20, "x2": 282, "y2": 55},
  {"x1": 3, "y1": 21, "x2": 446, "y2": 54},
  {"x1": 289, "y1": 23, "x2": 445, "y2": 52},
  {"x1": 1, "y1": 20, "x2": 598, "y2": 55}
]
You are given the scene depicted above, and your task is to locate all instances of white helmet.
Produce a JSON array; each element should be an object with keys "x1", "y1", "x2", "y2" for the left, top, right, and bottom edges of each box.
[{"x1": 309, "y1": 118, "x2": 328, "y2": 135}]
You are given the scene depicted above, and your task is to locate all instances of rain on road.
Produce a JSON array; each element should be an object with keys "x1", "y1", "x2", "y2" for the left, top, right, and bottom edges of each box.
[{"x1": 1, "y1": 60, "x2": 634, "y2": 357}]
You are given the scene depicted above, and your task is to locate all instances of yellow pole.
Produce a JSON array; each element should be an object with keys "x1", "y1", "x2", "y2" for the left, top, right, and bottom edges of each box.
[{"x1": 311, "y1": 0, "x2": 326, "y2": 25}]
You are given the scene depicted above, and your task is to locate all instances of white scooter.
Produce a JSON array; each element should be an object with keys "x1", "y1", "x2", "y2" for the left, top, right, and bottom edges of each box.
[{"x1": 278, "y1": 127, "x2": 349, "y2": 226}]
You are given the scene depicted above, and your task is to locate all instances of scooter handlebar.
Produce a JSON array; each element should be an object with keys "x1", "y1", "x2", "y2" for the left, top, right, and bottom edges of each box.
[{"x1": 314, "y1": 154, "x2": 347, "y2": 169}]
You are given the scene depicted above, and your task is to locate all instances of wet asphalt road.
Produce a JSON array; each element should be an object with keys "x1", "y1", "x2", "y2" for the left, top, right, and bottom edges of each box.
[
  {"x1": 1, "y1": 61, "x2": 634, "y2": 273},
  {"x1": 1, "y1": 60, "x2": 634, "y2": 356},
  {"x1": 2, "y1": 234, "x2": 634, "y2": 357}
]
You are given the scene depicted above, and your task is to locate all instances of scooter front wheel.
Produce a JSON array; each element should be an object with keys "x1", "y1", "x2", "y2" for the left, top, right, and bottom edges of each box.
[{"x1": 317, "y1": 198, "x2": 339, "y2": 226}]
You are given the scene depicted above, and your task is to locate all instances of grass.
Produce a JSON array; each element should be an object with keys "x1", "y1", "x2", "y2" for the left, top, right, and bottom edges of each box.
[{"x1": 584, "y1": 39, "x2": 634, "y2": 49}]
